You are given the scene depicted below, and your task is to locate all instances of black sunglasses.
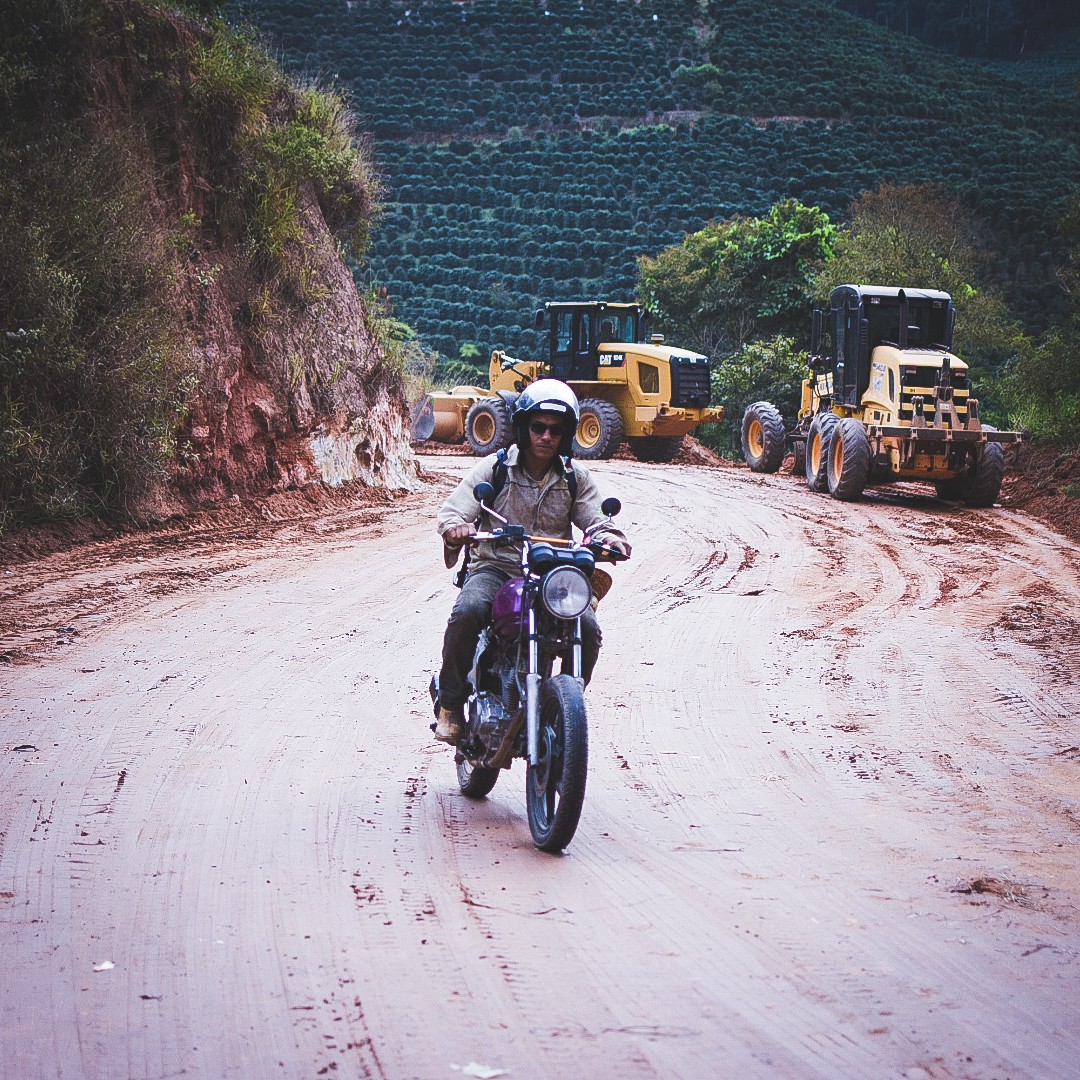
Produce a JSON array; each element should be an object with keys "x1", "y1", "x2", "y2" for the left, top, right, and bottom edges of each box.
[{"x1": 529, "y1": 420, "x2": 565, "y2": 437}]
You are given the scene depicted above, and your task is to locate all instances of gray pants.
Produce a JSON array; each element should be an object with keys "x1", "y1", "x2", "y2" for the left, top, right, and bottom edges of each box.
[{"x1": 438, "y1": 567, "x2": 601, "y2": 709}]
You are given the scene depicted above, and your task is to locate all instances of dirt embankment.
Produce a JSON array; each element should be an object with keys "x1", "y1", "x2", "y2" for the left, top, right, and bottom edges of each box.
[
  {"x1": 999, "y1": 441, "x2": 1080, "y2": 547},
  {"x1": 29, "y1": 1, "x2": 419, "y2": 524}
]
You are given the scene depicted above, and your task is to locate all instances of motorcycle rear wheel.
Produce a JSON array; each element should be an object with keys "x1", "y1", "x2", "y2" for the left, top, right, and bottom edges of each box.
[
  {"x1": 526, "y1": 674, "x2": 588, "y2": 852},
  {"x1": 456, "y1": 758, "x2": 500, "y2": 799}
]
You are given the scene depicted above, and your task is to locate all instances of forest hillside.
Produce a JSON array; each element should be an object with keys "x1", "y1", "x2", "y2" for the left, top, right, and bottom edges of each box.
[{"x1": 236, "y1": 0, "x2": 1080, "y2": 367}]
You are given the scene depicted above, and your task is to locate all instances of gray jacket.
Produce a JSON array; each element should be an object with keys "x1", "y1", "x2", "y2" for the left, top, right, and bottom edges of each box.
[{"x1": 437, "y1": 446, "x2": 628, "y2": 576}]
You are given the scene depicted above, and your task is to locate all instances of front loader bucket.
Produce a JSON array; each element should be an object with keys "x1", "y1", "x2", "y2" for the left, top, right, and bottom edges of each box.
[
  {"x1": 411, "y1": 395, "x2": 437, "y2": 441},
  {"x1": 411, "y1": 394, "x2": 468, "y2": 443}
]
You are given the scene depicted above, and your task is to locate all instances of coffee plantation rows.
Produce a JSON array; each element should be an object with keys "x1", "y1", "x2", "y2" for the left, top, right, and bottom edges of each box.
[
  {"x1": 823, "y1": 0, "x2": 1080, "y2": 61},
  {"x1": 234, "y1": 0, "x2": 1080, "y2": 364}
]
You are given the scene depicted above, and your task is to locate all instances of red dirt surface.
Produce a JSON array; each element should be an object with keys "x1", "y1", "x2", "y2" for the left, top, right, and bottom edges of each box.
[{"x1": 3, "y1": 453, "x2": 1079, "y2": 1079}]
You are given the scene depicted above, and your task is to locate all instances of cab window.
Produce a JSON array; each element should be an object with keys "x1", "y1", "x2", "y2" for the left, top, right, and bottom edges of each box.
[
  {"x1": 638, "y1": 362, "x2": 660, "y2": 394},
  {"x1": 556, "y1": 312, "x2": 574, "y2": 354}
]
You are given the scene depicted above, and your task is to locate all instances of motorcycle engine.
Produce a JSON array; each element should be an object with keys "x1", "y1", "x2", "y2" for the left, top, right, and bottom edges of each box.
[
  {"x1": 469, "y1": 693, "x2": 507, "y2": 752},
  {"x1": 468, "y1": 639, "x2": 520, "y2": 753}
]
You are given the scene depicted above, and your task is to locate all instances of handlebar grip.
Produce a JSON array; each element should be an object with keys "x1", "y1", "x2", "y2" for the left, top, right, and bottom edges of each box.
[{"x1": 589, "y1": 542, "x2": 629, "y2": 563}]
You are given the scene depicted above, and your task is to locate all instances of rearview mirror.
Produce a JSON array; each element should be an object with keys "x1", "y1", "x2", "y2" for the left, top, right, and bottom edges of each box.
[
  {"x1": 600, "y1": 497, "x2": 621, "y2": 517},
  {"x1": 474, "y1": 482, "x2": 495, "y2": 505}
]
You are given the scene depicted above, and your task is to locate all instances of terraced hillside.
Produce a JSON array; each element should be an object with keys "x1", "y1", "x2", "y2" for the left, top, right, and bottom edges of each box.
[{"x1": 237, "y1": 0, "x2": 1080, "y2": 364}]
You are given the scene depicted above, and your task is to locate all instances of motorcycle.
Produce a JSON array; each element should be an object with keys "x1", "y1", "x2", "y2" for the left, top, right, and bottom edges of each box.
[{"x1": 430, "y1": 480, "x2": 627, "y2": 852}]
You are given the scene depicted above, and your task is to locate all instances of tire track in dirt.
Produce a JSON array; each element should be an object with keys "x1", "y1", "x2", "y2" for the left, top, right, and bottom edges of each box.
[
  {"x1": 3, "y1": 457, "x2": 1080, "y2": 1079},
  {"x1": 582, "y1": 462, "x2": 1080, "y2": 1079}
]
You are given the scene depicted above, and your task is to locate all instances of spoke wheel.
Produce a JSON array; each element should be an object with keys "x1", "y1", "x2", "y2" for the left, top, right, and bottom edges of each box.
[{"x1": 526, "y1": 674, "x2": 588, "y2": 852}]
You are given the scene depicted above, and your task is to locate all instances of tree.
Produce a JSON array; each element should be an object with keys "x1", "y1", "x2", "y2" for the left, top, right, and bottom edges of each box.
[
  {"x1": 816, "y1": 183, "x2": 1027, "y2": 386},
  {"x1": 702, "y1": 335, "x2": 808, "y2": 458},
  {"x1": 1001, "y1": 191, "x2": 1080, "y2": 445},
  {"x1": 636, "y1": 199, "x2": 837, "y2": 360}
]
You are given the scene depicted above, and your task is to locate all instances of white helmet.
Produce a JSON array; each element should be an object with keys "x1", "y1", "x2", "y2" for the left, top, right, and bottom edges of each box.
[{"x1": 512, "y1": 379, "x2": 580, "y2": 457}]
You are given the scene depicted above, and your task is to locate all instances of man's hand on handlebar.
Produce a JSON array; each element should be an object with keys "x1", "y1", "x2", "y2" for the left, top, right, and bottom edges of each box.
[
  {"x1": 443, "y1": 523, "x2": 477, "y2": 547},
  {"x1": 585, "y1": 535, "x2": 631, "y2": 561}
]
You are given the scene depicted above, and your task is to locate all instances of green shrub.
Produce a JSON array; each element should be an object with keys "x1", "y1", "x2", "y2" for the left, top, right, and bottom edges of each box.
[
  {"x1": 1000, "y1": 329, "x2": 1080, "y2": 446},
  {"x1": 0, "y1": 127, "x2": 195, "y2": 528},
  {"x1": 188, "y1": 25, "x2": 280, "y2": 137},
  {"x1": 639, "y1": 199, "x2": 836, "y2": 359},
  {"x1": 190, "y1": 25, "x2": 378, "y2": 271},
  {"x1": 702, "y1": 335, "x2": 808, "y2": 459}
]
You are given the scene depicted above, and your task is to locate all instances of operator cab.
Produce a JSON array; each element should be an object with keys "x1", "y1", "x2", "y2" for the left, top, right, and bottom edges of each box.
[
  {"x1": 811, "y1": 285, "x2": 956, "y2": 405},
  {"x1": 534, "y1": 301, "x2": 647, "y2": 382}
]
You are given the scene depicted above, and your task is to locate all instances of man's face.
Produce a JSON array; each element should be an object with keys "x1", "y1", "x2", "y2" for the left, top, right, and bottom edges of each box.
[{"x1": 526, "y1": 409, "x2": 567, "y2": 464}]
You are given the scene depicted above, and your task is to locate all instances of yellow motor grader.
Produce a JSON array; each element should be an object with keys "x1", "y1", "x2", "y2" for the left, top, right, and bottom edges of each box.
[
  {"x1": 412, "y1": 301, "x2": 723, "y2": 461},
  {"x1": 741, "y1": 285, "x2": 1023, "y2": 506}
]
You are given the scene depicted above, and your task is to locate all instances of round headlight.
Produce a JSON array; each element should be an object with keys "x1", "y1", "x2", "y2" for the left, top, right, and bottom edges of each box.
[{"x1": 541, "y1": 565, "x2": 592, "y2": 619}]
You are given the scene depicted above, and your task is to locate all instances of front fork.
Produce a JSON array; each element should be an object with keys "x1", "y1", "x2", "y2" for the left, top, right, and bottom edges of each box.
[{"x1": 525, "y1": 610, "x2": 583, "y2": 765}]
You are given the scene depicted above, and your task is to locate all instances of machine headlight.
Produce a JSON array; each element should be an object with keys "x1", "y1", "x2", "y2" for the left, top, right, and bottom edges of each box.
[{"x1": 541, "y1": 566, "x2": 592, "y2": 619}]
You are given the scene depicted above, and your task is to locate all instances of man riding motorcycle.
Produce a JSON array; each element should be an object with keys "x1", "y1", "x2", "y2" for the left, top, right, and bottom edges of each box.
[{"x1": 434, "y1": 379, "x2": 632, "y2": 744}]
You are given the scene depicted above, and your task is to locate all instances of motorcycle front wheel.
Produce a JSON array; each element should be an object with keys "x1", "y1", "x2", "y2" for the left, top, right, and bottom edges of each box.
[{"x1": 526, "y1": 674, "x2": 588, "y2": 852}]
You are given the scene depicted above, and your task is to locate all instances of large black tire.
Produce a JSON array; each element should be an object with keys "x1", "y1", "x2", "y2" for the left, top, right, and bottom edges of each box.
[
  {"x1": 573, "y1": 399, "x2": 624, "y2": 460},
  {"x1": 935, "y1": 427, "x2": 1006, "y2": 508},
  {"x1": 741, "y1": 401, "x2": 786, "y2": 473},
  {"x1": 456, "y1": 757, "x2": 500, "y2": 799},
  {"x1": 965, "y1": 441, "x2": 1005, "y2": 507},
  {"x1": 526, "y1": 674, "x2": 588, "y2": 853},
  {"x1": 629, "y1": 435, "x2": 683, "y2": 462},
  {"x1": 464, "y1": 397, "x2": 512, "y2": 456},
  {"x1": 792, "y1": 440, "x2": 806, "y2": 477},
  {"x1": 805, "y1": 411, "x2": 839, "y2": 492},
  {"x1": 826, "y1": 417, "x2": 871, "y2": 501}
]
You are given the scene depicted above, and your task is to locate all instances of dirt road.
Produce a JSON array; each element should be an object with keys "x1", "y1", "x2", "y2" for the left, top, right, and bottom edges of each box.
[{"x1": 2, "y1": 456, "x2": 1079, "y2": 1080}]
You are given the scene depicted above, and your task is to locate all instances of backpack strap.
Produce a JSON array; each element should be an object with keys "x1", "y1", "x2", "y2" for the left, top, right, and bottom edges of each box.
[
  {"x1": 562, "y1": 456, "x2": 578, "y2": 502},
  {"x1": 491, "y1": 446, "x2": 510, "y2": 500},
  {"x1": 495, "y1": 449, "x2": 577, "y2": 501},
  {"x1": 453, "y1": 547, "x2": 470, "y2": 589}
]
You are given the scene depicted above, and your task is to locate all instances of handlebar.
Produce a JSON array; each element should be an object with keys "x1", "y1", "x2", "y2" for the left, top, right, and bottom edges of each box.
[
  {"x1": 588, "y1": 540, "x2": 630, "y2": 563},
  {"x1": 464, "y1": 527, "x2": 628, "y2": 563}
]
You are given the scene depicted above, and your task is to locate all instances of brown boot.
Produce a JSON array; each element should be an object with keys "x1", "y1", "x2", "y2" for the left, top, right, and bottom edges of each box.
[{"x1": 433, "y1": 705, "x2": 463, "y2": 744}]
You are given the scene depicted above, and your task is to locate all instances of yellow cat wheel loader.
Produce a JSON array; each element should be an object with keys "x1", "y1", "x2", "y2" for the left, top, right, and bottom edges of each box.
[
  {"x1": 741, "y1": 285, "x2": 1023, "y2": 506},
  {"x1": 411, "y1": 301, "x2": 723, "y2": 461}
]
